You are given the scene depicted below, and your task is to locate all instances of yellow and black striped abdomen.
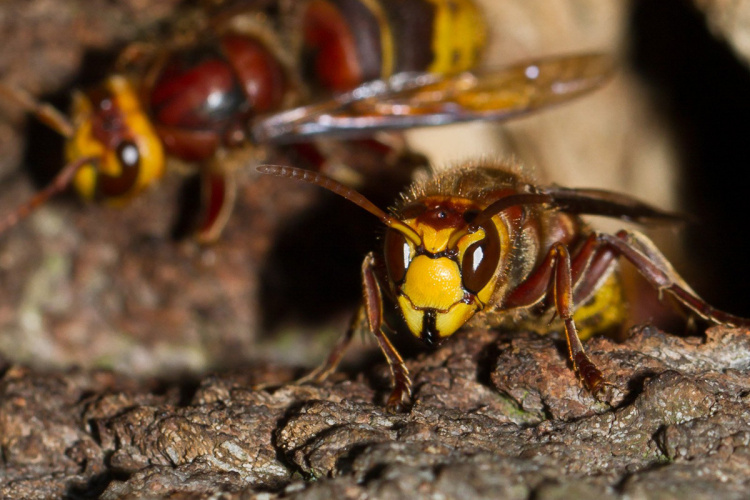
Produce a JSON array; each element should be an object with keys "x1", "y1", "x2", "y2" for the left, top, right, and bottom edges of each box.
[
  {"x1": 416, "y1": 0, "x2": 486, "y2": 75},
  {"x1": 300, "y1": 0, "x2": 486, "y2": 91},
  {"x1": 499, "y1": 271, "x2": 627, "y2": 341},
  {"x1": 572, "y1": 271, "x2": 627, "y2": 341}
]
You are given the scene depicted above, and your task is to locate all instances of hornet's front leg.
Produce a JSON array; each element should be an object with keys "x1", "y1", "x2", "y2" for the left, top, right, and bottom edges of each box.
[
  {"x1": 294, "y1": 308, "x2": 361, "y2": 386},
  {"x1": 361, "y1": 252, "x2": 412, "y2": 411},
  {"x1": 504, "y1": 242, "x2": 606, "y2": 392},
  {"x1": 195, "y1": 163, "x2": 237, "y2": 244},
  {"x1": 296, "y1": 252, "x2": 412, "y2": 411}
]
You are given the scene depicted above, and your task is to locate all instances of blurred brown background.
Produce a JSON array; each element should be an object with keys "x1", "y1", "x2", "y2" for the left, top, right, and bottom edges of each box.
[{"x1": 0, "y1": 0, "x2": 749, "y2": 375}]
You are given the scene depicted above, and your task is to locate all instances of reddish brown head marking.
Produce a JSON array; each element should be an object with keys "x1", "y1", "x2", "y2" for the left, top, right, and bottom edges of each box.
[{"x1": 404, "y1": 198, "x2": 478, "y2": 231}]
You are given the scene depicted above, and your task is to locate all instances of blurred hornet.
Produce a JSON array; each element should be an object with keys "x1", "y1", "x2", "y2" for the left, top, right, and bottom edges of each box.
[
  {"x1": 260, "y1": 162, "x2": 750, "y2": 409},
  {"x1": 0, "y1": 0, "x2": 612, "y2": 241}
]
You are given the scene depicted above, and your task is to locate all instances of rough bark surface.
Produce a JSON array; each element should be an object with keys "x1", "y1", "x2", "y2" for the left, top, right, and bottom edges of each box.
[{"x1": 2, "y1": 326, "x2": 750, "y2": 498}]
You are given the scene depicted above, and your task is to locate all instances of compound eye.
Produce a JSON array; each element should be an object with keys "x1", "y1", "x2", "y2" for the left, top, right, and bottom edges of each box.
[
  {"x1": 116, "y1": 140, "x2": 140, "y2": 170},
  {"x1": 384, "y1": 229, "x2": 410, "y2": 284},
  {"x1": 461, "y1": 222, "x2": 500, "y2": 294},
  {"x1": 97, "y1": 140, "x2": 142, "y2": 198}
]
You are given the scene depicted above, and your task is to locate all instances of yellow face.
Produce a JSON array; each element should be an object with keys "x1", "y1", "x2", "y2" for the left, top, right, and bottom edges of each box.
[
  {"x1": 65, "y1": 75, "x2": 165, "y2": 204},
  {"x1": 383, "y1": 200, "x2": 503, "y2": 345}
]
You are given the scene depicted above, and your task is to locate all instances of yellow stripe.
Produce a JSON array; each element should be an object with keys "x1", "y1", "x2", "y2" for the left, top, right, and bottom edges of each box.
[
  {"x1": 454, "y1": 0, "x2": 485, "y2": 71},
  {"x1": 573, "y1": 272, "x2": 627, "y2": 341},
  {"x1": 66, "y1": 91, "x2": 101, "y2": 200},
  {"x1": 426, "y1": 0, "x2": 450, "y2": 74},
  {"x1": 359, "y1": 0, "x2": 395, "y2": 78},
  {"x1": 108, "y1": 76, "x2": 165, "y2": 199},
  {"x1": 474, "y1": 213, "x2": 508, "y2": 306},
  {"x1": 427, "y1": 0, "x2": 485, "y2": 75}
]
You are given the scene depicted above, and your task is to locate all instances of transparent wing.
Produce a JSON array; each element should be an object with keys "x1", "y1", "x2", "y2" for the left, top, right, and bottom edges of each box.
[
  {"x1": 252, "y1": 53, "x2": 615, "y2": 144},
  {"x1": 541, "y1": 185, "x2": 687, "y2": 225}
]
